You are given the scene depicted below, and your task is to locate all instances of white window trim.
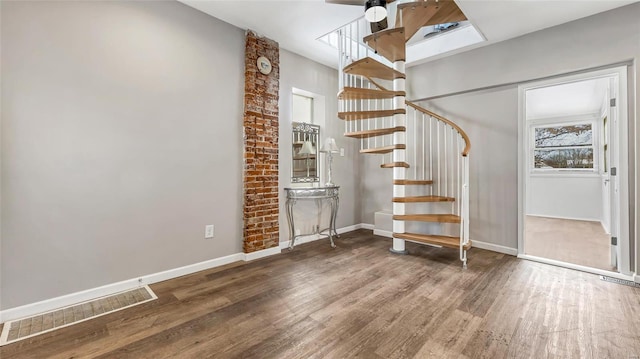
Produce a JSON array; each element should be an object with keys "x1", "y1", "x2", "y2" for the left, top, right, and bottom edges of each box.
[{"x1": 528, "y1": 117, "x2": 599, "y2": 174}]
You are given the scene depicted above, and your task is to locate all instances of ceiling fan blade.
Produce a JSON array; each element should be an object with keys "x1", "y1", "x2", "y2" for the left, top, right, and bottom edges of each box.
[{"x1": 325, "y1": 0, "x2": 363, "y2": 6}]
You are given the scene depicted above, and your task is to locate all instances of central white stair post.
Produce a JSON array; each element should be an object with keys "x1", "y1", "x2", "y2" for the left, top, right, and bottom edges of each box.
[{"x1": 390, "y1": 60, "x2": 407, "y2": 254}]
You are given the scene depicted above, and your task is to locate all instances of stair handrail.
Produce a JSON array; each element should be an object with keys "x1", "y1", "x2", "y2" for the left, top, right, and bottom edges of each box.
[
  {"x1": 405, "y1": 101, "x2": 471, "y2": 157},
  {"x1": 405, "y1": 100, "x2": 471, "y2": 267}
]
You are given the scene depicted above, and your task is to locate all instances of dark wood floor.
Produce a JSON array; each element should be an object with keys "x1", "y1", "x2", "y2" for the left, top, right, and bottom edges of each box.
[{"x1": 2, "y1": 229, "x2": 639, "y2": 358}]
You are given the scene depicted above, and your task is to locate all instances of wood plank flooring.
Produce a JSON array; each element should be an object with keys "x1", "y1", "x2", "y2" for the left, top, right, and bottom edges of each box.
[{"x1": 1, "y1": 229, "x2": 639, "y2": 358}]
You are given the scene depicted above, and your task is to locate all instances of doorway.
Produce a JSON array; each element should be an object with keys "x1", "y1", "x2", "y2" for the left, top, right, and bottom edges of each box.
[{"x1": 518, "y1": 67, "x2": 631, "y2": 277}]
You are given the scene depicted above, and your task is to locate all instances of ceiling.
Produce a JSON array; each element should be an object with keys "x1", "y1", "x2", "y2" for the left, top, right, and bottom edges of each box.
[
  {"x1": 179, "y1": 0, "x2": 638, "y2": 69},
  {"x1": 526, "y1": 78, "x2": 609, "y2": 120}
]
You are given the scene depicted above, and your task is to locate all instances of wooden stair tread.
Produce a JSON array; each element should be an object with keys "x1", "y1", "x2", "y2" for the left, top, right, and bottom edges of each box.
[
  {"x1": 394, "y1": 179, "x2": 433, "y2": 185},
  {"x1": 421, "y1": 1, "x2": 467, "y2": 27},
  {"x1": 394, "y1": 232, "x2": 471, "y2": 250},
  {"x1": 396, "y1": 1, "x2": 467, "y2": 41},
  {"x1": 381, "y1": 162, "x2": 410, "y2": 168},
  {"x1": 338, "y1": 109, "x2": 405, "y2": 121},
  {"x1": 343, "y1": 58, "x2": 405, "y2": 81},
  {"x1": 344, "y1": 126, "x2": 406, "y2": 139},
  {"x1": 360, "y1": 144, "x2": 406, "y2": 154},
  {"x1": 393, "y1": 196, "x2": 455, "y2": 203},
  {"x1": 393, "y1": 214, "x2": 461, "y2": 223},
  {"x1": 363, "y1": 27, "x2": 406, "y2": 63},
  {"x1": 339, "y1": 87, "x2": 405, "y2": 100}
]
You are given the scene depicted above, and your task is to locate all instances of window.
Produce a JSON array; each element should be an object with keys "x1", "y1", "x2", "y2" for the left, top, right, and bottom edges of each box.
[
  {"x1": 292, "y1": 93, "x2": 313, "y2": 124},
  {"x1": 532, "y1": 123, "x2": 595, "y2": 170}
]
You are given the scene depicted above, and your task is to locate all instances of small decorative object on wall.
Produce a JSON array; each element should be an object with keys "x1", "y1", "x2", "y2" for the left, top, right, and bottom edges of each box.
[
  {"x1": 321, "y1": 137, "x2": 340, "y2": 186},
  {"x1": 257, "y1": 56, "x2": 272, "y2": 75}
]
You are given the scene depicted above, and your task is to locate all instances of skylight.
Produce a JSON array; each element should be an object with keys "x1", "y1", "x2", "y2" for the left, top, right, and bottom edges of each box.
[
  {"x1": 406, "y1": 22, "x2": 485, "y2": 65},
  {"x1": 318, "y1": 19, "x2": 485, "y2": 66}
]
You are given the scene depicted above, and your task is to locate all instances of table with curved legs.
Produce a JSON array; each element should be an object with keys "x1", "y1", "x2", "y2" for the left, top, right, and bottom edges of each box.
[{"x1": 284, "y1": 186, "x2": 339, "y2": 249}]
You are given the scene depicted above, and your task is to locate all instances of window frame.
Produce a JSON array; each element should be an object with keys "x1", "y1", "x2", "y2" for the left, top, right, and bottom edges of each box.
[
  {"x1": 529, "y1": 119, "x2": 599, "y2": 173},
  {"x1": 292, "y1": 93, "x2": 314, "y2": 125}
]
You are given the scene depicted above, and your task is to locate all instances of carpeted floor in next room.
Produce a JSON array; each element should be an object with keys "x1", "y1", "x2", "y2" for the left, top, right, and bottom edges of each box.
[{"x1": 525, "y1": 215, "x2": 615, "y2": 272}]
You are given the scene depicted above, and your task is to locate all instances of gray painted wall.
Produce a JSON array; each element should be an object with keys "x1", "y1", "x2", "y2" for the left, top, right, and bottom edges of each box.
[
  {"x1": 1, "y1": 1, "x2": 247, "y2": 309},
  {"x1": 423, "y1": 87, "x2": 519, "y2": 249},
  {"x1": 1, "y1": 0, "x2": 361, "y2": 311},
  {"x1": 278, "y1": 49, "x2": 361, "y2": 243},
  {"x1": 404, "y1": 4, "x2": 638, "y2": 271}
]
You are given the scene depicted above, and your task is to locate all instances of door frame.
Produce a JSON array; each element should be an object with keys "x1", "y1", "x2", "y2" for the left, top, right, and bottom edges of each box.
[{"x1": 517, "y1": 66, "x2": 632, "y2": 278}]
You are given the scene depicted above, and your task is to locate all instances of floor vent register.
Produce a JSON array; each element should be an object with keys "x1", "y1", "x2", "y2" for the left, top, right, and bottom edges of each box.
[{"x1": 0, "y1": 286, "x2": 157, "y2": 346}]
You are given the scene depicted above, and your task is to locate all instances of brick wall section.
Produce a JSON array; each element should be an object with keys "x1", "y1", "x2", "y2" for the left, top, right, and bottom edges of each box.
[{"x1": 243, "y1": 31, "x2": 280, "y2": 253}]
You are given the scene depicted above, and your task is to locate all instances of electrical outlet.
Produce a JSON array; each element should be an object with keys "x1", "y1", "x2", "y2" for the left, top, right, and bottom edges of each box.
[
  {"x1": 205, "y1": 224, "x2": 214, "y2": 239},
  {"x1": 340, "y1": 148, "x2": 345, "y2": 157}
]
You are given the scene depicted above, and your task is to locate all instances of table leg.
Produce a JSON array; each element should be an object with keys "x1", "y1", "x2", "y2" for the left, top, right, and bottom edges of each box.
[
  {"x1": 286, "y1": 197, "x2": 296, "y2": 250},
  {"x1": 331, "y1": 196, "x2": 340, "y2": 239}
]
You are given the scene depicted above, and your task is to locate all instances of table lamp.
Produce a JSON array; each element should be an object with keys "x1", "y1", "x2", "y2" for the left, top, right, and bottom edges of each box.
[{"x1": 321, "y1": 138, "x2": 339, "y2": 186}]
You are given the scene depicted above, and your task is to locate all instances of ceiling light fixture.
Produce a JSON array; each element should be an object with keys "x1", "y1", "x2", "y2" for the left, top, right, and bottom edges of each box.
[{"x1": 364, "y1": 0, "x2": 387, "y2": 23}]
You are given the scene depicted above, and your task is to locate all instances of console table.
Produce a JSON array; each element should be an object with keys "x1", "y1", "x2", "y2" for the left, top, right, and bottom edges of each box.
[{"x1": 284, "y1": 186, "x2": 339, "y2": 249}]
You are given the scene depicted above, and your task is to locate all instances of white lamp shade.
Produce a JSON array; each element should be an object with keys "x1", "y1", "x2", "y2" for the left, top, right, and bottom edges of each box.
[
  {"x1": 298, "y1": 141, "x2": 315, "y2": 155},
  {"x1": 365, "y1": 5, "x2": 387, "y2": 23},
  {"x1": 321, "y1": 138, "x2": 339, "y2": 153}
]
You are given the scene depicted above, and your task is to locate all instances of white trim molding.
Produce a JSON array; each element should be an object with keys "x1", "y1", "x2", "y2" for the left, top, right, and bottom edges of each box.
[
  {"x1": 517, "y1": 66, "x2": 633, "y2": 276},
  {"x1": 369, "y1": 227, "x2": 517, "y2": 257},
  {"x1": 472, "y1": 240, "x2": 518, "y2": 256},
  {"x1": 279, "y1": 223, "x2": 372, "y2": 249},
  {"x1": 519, "y1": 254, "x2": 636, "y2": 282},
  {"x1": 373, "y1": 229, "x2": 392, "y2": 238},
  {"x1": 1, "y1": 223, "x2": 371, "y2": 324},
  {"x1": 359, "y1": 223, "x2": 375, "y2": 230},
  {"x1": 243, "y1": 246, "x2": 281, "y2": 261},
  {"x1": 0, "y1": 252, "x2": 243, "y2": 323}
]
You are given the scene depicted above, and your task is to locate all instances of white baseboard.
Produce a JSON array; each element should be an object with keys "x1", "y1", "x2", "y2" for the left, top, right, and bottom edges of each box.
[
  {"x1": 360, "y1": 223, "x2": 375, "y2": 230},
  {"x1": 472, "y1": 240, "x2": 518, "y2": 256},
  {"x1": 243, "y1": 246, "x2": 281, "y2": 261},
  {"x1": 373, "y1": 229, "x2": 392, "y2": 238},
  {"x1": 527, "y1": 213, "x2": 601, "y2": 223},
  {"x1": 370, "y1": 230, "x2": 517, "y2": 257},
  {"x1": 634, "y1": 273, "x2": 640, "y2": 284},
  {"x1": 342, "y1": 223, "x2": 371, "y2": 232},
  {"x1": 1, "y1": 224, "x2": 373, "y2": 324},
  {"x1": 279, "y1": 234, "x2": 322, "y2": 249},
  {"x1": 279, "y1": 223, "x2": 371, "y2": 249},
  {"x1": 0, "y1": 252, "x2": 244, "y2": 323}
]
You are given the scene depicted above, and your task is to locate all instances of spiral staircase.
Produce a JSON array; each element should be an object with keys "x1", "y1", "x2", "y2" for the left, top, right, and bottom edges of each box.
[{"x1": 335, "y1": 0, "x2": 472, "y2": 267}]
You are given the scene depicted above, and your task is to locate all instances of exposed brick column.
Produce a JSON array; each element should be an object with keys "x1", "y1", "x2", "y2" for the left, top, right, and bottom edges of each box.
[{"x1": 243, "y1": 31, "x2": 280, "y2": 253}]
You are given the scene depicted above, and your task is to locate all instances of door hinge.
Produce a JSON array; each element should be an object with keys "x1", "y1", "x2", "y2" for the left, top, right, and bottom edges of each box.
[
  {"x1": 611, "y1": 237, "x2": 618, "y2": 246},
  {"x1": 611, "y1": 167, "x2": 617, "y2": 176},
  {"x1": 610, "y1": 98, "x2": 616, "y2": 107}
]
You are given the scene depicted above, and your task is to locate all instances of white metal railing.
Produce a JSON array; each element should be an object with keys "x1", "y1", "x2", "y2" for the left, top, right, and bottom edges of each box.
[
  {"x1": 405, "y1": 102, "x2": 471, "y2": 266},
  {"x1": 335, "y1": 17, "x2": 397, "y2": 154},
  {"x1": 332, "y1": 9, "x2": 471, "y2": 266}
]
